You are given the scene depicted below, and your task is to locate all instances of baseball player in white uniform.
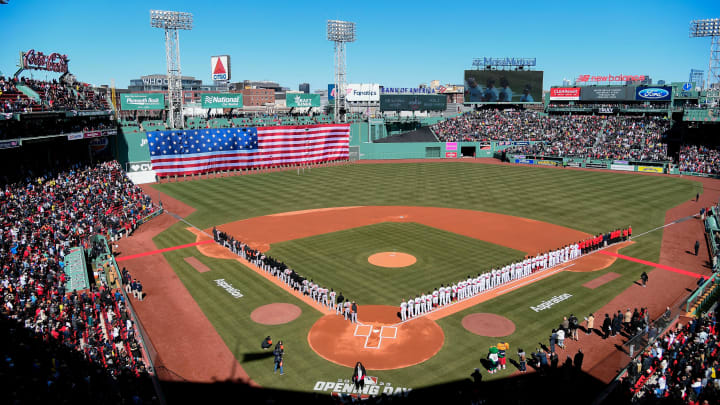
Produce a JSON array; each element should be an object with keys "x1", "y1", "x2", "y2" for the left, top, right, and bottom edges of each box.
[
  {"x1": 407, "y1": 297, "x2": 415, "y2": 318},
  {"x1": 438, "y1": 285, "x2": 446, "y2": 306},
  {"x1": 432, "y1": 288, "x2": 439, "y2": 308},
  {"x1": 414, "y1": 295, "x2": 421, "y2": 315},
  {"x1": 425, "y1": 294, "x2": 432, "y2": 312},
  {"x1": 329, "y1": 289, "x2": 336, "y2": 309},
  {"x1": 444, "y1": 285, "x2": 451, "y2": 305},
  {"x1": 400, "y1": 299, "x2": 408, "y2": 321}
]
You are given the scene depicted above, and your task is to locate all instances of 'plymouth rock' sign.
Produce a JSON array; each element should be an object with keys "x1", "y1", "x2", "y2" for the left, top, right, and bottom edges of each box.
[{"x1": 21, "y1": 49, "x2": 69, "y2": 73}]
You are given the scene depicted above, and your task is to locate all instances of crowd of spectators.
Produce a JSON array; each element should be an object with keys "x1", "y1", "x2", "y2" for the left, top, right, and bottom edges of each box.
[
  {"x1": 679, "y1": 145, "x2": 720, "y2": 175},
  {"x1": 1, "y1": 76, "x2": 110, "y2": 114},
  {"x1": 432, "y1": 110, "x2": 670, "y2": 161},
  {"x1": 0, "y1": 160, "x2": 158, "y2": 402},
  {"x1": 622, "y1": 312, "x2": 720, "y2": 404},
  {"x1": 547, "y1": 103, "x2": 671, "y2": 110}
]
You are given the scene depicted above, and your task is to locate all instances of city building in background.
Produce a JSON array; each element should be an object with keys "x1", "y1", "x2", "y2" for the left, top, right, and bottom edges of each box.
[
  {"x1": 299, "y1": 83, "x2": 310, "y2": 94},
  {"x1": 690, "y1": 69, "x2": 705, "y2": 89}
]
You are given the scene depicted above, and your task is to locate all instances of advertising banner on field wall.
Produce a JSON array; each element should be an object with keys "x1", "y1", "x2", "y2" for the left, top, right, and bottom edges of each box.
[
  {"x1": 445, "y1": 142, "x2": 457, "y2": 151},
  {"x1": 537, "y1": 160, "x2": 559, "y2": 166},
  {"x1": 585, "y1": 163, "x2": 607, "y2": 169},
  {"x1": 635, "y1": 86, "x2": 672, "y2": 102},
  {"x1": 0, "y1": 140, "x2": 20, "y2": 149},
  {"x1": 121, "y1": 94, "x2": 165, "y2": 110},
  {"x1": 445, "y1": 152, "x2": 457, "y2": 158},
  {"x1": 346, "y1": 84, "x2": 380, "y2": 102},
  {"x1": 286, "y1": 93, "x2": 320, "y2": 108},
  {"x1": 201, "y1": 93, "x2": 243, "y2": 108},
  {"x1": 580, "y1": 86, "x2": 633, "y2": 101},
  {"x1": 514, "y1": 158, "x2": 534, "y2": 164},
  {"x1": 550, "y1": 88, "x2": 580, "y2": 101},
  {"x1": 610, "y1": 164, "x2": 635, "y2": 171},
  {"x1": 638, "y1": 166, "x2": 664, "y2": 173}
]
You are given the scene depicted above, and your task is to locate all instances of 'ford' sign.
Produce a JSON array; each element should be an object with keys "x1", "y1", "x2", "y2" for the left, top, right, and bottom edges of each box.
[{"x1": 635, "y1": 86, "x2": 671, "y2": 101}]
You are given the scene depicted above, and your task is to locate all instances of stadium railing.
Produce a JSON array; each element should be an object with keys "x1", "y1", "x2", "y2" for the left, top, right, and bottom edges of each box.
[
  {"x1": 96, "y1": 234, "x2": 167, "y2": 405},
  {"x1": 592, "y1": 313, "x2": 681, "y2": 405}
]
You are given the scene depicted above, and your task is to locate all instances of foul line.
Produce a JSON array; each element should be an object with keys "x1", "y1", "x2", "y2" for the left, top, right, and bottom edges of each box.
[
  {"x1": 630, "y1": 214, "x2": 697, "y2": 240},
  {"x1": 116, "y1": 240, "x2": 214, "y2": 262},
  {"x1": 599, "y1": 250, "x2": 708, "y2": 280}
]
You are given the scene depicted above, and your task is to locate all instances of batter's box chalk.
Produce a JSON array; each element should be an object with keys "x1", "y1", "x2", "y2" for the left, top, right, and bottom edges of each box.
[
  {"x1": 354, "y1": 324, "x2": 372, "y2": 337},
  {"x1": 380, "y1": 326, "x2": 398, "y2": 339}
]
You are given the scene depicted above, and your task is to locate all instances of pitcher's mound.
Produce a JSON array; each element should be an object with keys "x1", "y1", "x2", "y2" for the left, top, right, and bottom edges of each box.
[
  {"x1": 368, "y1": 252, "x2": 416, "y2": 268},
  {"x1": 462, "y1": 313, "x2": 516, "y2": 337},
  {"x1": 251, "y1": 303, "x2": 301, "y2": 325}
]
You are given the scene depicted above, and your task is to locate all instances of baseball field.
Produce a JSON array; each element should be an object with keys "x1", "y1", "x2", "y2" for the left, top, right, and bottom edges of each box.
[{"x1": 119, "y1": 161, "x2": 705, "y2": 399}]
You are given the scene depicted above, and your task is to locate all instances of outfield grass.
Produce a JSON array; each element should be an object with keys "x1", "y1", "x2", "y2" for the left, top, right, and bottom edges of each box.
[
  {"x1": 265, "y1": 222, "x2": 525, "y2": 305},
  {"x1": 150, "y1": 162, "x2": 699, "y2": 392}
]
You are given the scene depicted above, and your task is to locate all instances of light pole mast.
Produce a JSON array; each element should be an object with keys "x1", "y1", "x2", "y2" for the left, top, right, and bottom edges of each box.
[
  {"x1": 690, "y1": 18, "x2": 720, "y2": 105},
  {"x1": 151, "y1": 10, "x2": 193, "y2": 129},
  {"x1": 327, "y1": 20, "x2": 356, "y2": 123}
]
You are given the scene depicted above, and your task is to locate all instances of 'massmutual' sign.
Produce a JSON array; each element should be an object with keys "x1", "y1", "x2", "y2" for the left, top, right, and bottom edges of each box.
[
  {"x1": 215, "y1": 279, "x2": 243, "y2": 298},
  {"x1": 530, "y1": 293, "x2": 572, "y2": 312}
]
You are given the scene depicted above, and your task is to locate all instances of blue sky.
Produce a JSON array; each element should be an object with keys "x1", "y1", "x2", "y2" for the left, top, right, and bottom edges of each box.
[{"x1": 0, "y1": 0, "x2": 718, "y2": 91}]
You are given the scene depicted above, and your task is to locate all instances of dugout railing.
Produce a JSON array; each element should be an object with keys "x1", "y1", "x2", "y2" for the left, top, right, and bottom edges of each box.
[{"x1": 591, "y1": 312, "x2": 681, "y2": 405}]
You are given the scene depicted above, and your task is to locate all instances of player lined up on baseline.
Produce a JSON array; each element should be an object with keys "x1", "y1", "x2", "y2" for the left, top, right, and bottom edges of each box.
[
  {"x1": 399, "y1": 227, "x2": 632, "y2": 321},
  {"x1": 212, "y1": 228, "x2": 359, "y2": 323}
]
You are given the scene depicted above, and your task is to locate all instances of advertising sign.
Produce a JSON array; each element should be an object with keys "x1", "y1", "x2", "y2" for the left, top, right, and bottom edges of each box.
[
  {"x1": 286, "y1": 93, "x2": 320, "y2": 108},
  {"x1": 610, "y1": 164, "x2": 635, "y2": 171},
  {"x1": 328, "y1": 84, "x2": 336, "y2": 101},
  {"x1": 537, "y1": 160, "x2": 559, "y2": 166},
  {"x1": 635, "y1": 86, "x2": 672, "y2": 102},
  {"x1": 201, "y1": 93, "x2": 243, "y2": 108},
  {"x1": 514, "y1": 158, "x2": 534, "y2": 164},
  {"x1": 21, "y1": 49, "x2": 69, "y2": 73},
  {"x1": 211, "y1": 55, "x2": 230, "y2": 81},
  {"x1": 381, "y1": 87, "x2": 436, "y2": 94},
  {"x1": 580, "y1": 86, "x2": 633, "y2": 101},
  {"x1": 120, "y1": 94, "x2": 165, "y2": 110},
  {"x1": 550, "y1": 88, "x2": 580, "y2": 101},
  {"x1": 380, "y1": 95, "x2": 447, "y2": 111},
  {"x1": 576, "y1": 74, "x2": 646, "y2": 83},
  {"x1": 638, "y1": 166, "x2": 664, "y2": 173},
  {"x1": 597, "y1": 107, "x2": 616, "y2": 114},
  {"x1": 346, "y1": 84, "x2": 380, "y2": 102},
  {"x1": 445, "y1": 152, "x2": 457, "y2": 158},
  {"x1": 445, "y1": 142, "x2": 458, "y2": 151},
  {"x1": 0, "y1": 140, "x2": 20, "y2": 149},
  {"x1": 464, "y1": 70, "x2": 543, "y2": 103},
  {"x1": 127, "y1": 161, "x2": 153, "y2": 173}
]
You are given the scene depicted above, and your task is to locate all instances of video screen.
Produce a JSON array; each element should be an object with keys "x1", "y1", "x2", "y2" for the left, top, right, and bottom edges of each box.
[{"x1": 464, "y1": 70, "x2": 543, "y2": 103}]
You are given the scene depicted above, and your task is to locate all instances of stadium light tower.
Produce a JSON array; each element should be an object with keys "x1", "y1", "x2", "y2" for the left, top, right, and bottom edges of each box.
[
  {"x1": 690, "y1": 18, "x2": 720, "y2": 105},
  {"x1": 151, "y1": 10, "x2": 193, "y2": 129},
  {"x1": 327, "y1": 20, "x2": 356, "y2": 123}
]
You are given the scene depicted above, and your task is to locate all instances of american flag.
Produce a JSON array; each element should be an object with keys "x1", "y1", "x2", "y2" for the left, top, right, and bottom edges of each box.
[{"x1": 147, "y1": 124, "x2": 350, "y2": 176}]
